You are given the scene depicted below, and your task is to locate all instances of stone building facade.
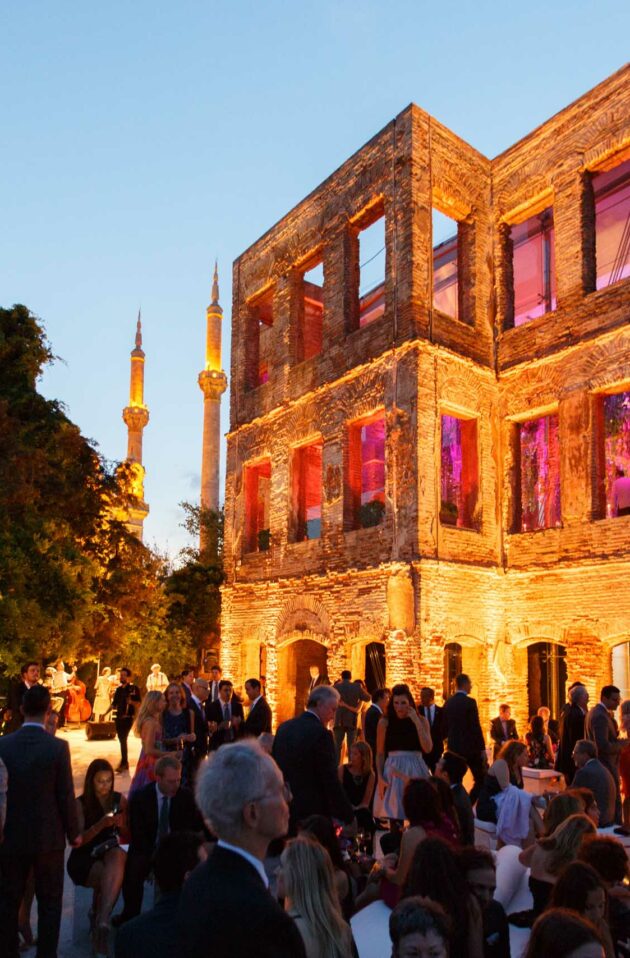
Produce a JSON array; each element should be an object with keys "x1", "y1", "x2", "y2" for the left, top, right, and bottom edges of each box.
[{"x1": 220, "y1": 66, "x2": 630, "y2": 735}]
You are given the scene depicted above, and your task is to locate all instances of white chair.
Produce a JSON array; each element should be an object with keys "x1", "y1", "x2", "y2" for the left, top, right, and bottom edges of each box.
[
  {"x1": 493, "y1": 844, "x2": 532, "y2": 958},
  {"x1": 351, "y1": 900, "x2": 392, "y2": 958},
  {"x1": 474, "y1": 817, "x2": 497, "y2": 850}
]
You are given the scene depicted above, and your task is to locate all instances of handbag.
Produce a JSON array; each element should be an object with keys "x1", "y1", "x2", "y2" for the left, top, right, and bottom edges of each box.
[{"x1": 91, "y1": 834, "x2": 119, "y2": 859}]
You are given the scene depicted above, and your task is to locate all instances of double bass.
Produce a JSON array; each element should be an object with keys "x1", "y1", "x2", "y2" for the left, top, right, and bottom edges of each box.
[{"x1": 65, "y1": 672, "x2": 92, "y2": 723}]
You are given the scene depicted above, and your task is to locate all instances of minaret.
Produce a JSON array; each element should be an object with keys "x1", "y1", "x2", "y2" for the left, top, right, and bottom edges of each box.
[
  {"x1": 198, "y1": 263, "x2": 228, "y2": 554},
  {"x1": 121, "y1": 311, "x2": 150, "y2": 539}
]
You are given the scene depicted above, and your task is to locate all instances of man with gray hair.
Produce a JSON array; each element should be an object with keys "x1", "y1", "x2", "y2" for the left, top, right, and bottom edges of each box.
[
  {"x1": 572, "y1": 738, "x2": 617, "y2": 827},
  {"x1": 556, "y1": 682, "x2": 589, "y2": 784},
  {"x1": 178, "y1": 741, "x2": 305, "y2": 957},
  {"x1": 272, "y1": 684, "x2": 354, "y2": 833}
]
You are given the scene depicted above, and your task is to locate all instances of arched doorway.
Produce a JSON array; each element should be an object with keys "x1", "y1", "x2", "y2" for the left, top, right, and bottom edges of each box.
[
  {"x1": 443, "y1": 643, "x2": 462, "y2": 701},
  {"x1": 527, "y1": 641, "x2": 567, "y2": 720},
  {"x1": 277, "y1": 637, "x2": 328, "y2": 726},
  {"x1": 365, "y1": 642, "x2": 386, "y2": 693}
]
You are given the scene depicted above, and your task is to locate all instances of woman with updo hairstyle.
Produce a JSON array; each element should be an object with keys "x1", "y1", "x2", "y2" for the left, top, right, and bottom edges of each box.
[{"x1": 374, "y1": 683, "x2": 432, "y2": 823}]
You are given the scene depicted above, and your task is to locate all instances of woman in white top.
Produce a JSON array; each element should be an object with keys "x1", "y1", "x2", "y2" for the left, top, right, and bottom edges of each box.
[{"x1": 278, "y1": 835, "x2": 357, "y2": 958}]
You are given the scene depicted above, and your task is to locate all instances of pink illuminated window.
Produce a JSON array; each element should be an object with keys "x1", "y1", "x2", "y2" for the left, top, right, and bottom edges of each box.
[
  {"x1": 602, "y1": 391, "x2": 630, "y2": 517},
  {"x1": 594, "y1": 158, "x2": 630, "y2": 290},
  {"x1": 433, "y1": 209, "x2": 459, "y2": 320},
  {"x1": 299, "y1": 261, "x2": 323, "y2": 361},
  {"x1": 358, "y1": 216, "x2": 385, "y2": 327},
  {"x1": 346, "y1": 414, "x2": 386, "y2": 529},
  {"x1": 519, "y1": 414, "x2": 561, "y2": 532},
  {"x1": 243, "y1": 460, "x2": 271, "y2": 552},
  {"x1": 440, "y1": 415, "x2": 479, "y2": 529},
  {"x1": 246, "y1": 289, "x2": 273, "y2": 389},
  {"x1": 291, "y1": 441, "x2": 323, "y2": 541},
  {"x1": 512, "y1": 208, "x2": 556, "y2": 326}
]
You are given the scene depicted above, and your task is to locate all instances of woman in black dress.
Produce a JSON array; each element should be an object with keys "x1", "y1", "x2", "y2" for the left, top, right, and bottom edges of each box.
[
  {"x1": 339, "y1": 741, "x2": 376, "y2": 836},
  {"x1": 67, "y1": 759, "x2": 127, "y2": 954}
]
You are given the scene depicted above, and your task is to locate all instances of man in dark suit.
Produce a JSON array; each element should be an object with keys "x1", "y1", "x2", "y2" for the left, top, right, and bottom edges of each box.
[
  {"x1": 178, "y1": 739, "x2": 306, "y2": 957},
  {"x1": 363, "y1": 687, "x2": 391, "y2": 761},
  {"x1": 435, "y1": 750, "x2": 475, "y2": 846},
  {"x1": 273, "y1": 685, "x2": 354, "y2": 833},
  {"x1": 189, "y1": 677, "x2": 210, "y2": 768},
  {"x1": 243, "y1": 678, "x2": 272, "y2": 737},
  {"x1": 4, "y1": 661, "x2": 40, "y2": 733},
  {"x1": 108, "y1": 667, "x2": 141, "y2": 773},
  {"x1": 115, "y1": 831, "x2": 203, "y2": 958},
  {"x1": 206, "y1": 680, "x2": 244, "y2": 750},
  {"x1": 180, "y1": 666, "x2": 196, "y2": 709},
  {"x1": 419, "y1": 686, "x2": 445, "y2": 772},
  {"x1": 332, "y1": 670, "x2": 371, "y2": 761},
  {"x1": 117, "y1": 754, "x2": 204, "y2": 923},
  {"x1": 208, "y1": 664, "x2": 222, "y2": 704},
  {"x1": 0, "y1": 685, "x2": 80, "y2": 958},
  {"x1": 556, "y1": 683, "x2": 589, "y2": 784},
  {"x1": 585, "y1": 684, "x2": 628, "y2": 823},
  {"x1": 443, "y1": 673, "x2": 487, "y2": 803},
  {"x1": 490, "y1": 704, "x2": 518, "y2": 759},
  {"x1": 572, "y1": 738, "x2": 617, "y2": 828}
]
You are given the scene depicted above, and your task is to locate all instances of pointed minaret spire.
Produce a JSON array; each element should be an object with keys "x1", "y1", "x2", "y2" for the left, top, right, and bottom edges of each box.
[
  {"x1": 199, "y1": 261, "x2": 228, "y2": 555},
  {"x1": 211, "y1": 260, "x2": 220, "y2": 306},
  {"x1": 135, "y1": 308, "x2": 142, "y2": 349}
]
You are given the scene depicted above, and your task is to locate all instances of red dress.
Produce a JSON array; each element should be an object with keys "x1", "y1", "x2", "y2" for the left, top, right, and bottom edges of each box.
[{"x1": 620, "y1": 746, "x2": 630, "y2": 800}]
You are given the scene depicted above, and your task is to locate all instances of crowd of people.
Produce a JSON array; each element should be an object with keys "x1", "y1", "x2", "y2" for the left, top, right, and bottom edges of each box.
[{"x1": 1, "y1": 661, "x2": 630, "y2": 958}]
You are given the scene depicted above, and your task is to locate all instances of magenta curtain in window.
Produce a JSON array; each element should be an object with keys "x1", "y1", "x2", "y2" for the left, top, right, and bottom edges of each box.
[
  {"x1": 520, "y1": 414, "x2": 561, "y2": 531},
  {"x1": 603, "y1": 392, "x2": 630, "y2": 516},
  {"x1": 360, "y1": 419, "x2": 385, "y2": 505},
  {"x1": 441, "y1": 415, "x2": 479, "y2": 528}
]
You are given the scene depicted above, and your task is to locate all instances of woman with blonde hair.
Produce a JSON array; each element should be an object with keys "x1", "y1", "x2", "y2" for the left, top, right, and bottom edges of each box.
[
  {"x1": 279, "y1": 835, "x2": 356, "y2": 958},
  {"x1": 338, "y1": 741, "x2": 376, "y2": 838},
  {"x1": 522, "y1": 812, "x2": 597, "y2": 917},
  {"x1": 129, "y1": 690, "x2": 165, "y2": 795}
]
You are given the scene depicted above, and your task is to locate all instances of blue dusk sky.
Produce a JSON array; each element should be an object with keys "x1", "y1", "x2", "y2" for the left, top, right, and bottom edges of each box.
[{"x1": 2, "y1": 1, "x2": 629, "y2": 558}]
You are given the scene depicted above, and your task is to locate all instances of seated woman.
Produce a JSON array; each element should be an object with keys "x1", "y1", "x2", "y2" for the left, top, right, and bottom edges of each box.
[
  {"x1": 476, "y1": 742, "x2": 543, "y2": 846},
  {"x1": 551, "y1": 861, "x2": 615, "y2": 958},
  {"x1": 389, "y1": 896, "x2": 452, "y2": 958},
  {"x1": 279, "y1": 835, "x2": 357, "y2": 958},
  {"x1": 567, "y1": 787, "x2": 600, "y2": 827},
  {"x1": 403, "y1": 836, "x2": 484, "y2": 958},
  {"x1": 524, "y1": 908, "x2": 605, "y2": 958},
  {"x1": 299, "y1": 814, "x2": 354, "y2": 920},
  {"x1": 67, "y1": 759, "x2": 128, "y2": 954},
  {"x1": 519, "y1": 812, "x2": 596, "y2": 918},
  {"x1": 338, "y1": 741, "x2": 376, "y2": 839},
  {"x1": 526, "y1": 715, "x2": 554, "y2": 769},
  {"x1": 579, "y1": 835, "x2": 630, "y2": 958}
]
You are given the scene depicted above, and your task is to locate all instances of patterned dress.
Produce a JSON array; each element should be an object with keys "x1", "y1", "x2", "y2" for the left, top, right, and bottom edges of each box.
[{"x1": 129, "y1": 722, "x2": 163, "y2": 795}]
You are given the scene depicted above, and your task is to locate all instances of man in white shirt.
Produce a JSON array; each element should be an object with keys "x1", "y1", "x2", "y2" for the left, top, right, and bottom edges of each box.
[
  {"x1": 613, "y1": 468, "x2": 630, "y2": 517},
  {"x1": 146, "y1": 663, "x2": 168, "y2": 693},
  {"x1": 208, "y1": 665, "x2": 222, "y2": 703}
]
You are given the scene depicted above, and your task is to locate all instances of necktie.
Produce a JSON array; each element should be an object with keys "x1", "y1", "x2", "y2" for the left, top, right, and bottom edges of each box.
[
  {"x1": 223, "y1": 703, "x2": 230, "y2": 723},
  {"x1": 158, "y1": 796, "x2": 169, "y2": 841}
]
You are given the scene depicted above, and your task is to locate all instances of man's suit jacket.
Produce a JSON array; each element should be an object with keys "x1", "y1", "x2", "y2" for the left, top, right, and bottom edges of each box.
[
  {"x1": 243, "y1": 697, "x2": 272, "y2": 737},
  {"x1": 555, "y1": 703, "x2": 586, "y2": 781},
  {"x1": 205, "y1": 699, "x2": 245, "y2": 750},
  {"x1": 5, "y1": 681, "x2": 28, "y2": 733},
  {"x1": 0, "y1": 724, "x2": 79, "y2": 855},
  {"x1": 189, "y1": 698, "x2": 209, "y2": 763},
  {"x1": 585, "y1": 703, "x2": 625, "y2": 782},
  {"x1": 443, "y1": 692, "x2": 485, "y2": 760},
  {"x1": 490, "y1": 717, "x2": 518, "y2": 757},
  {"x1": 178, "y1": 845, "x2": 306, "y2": 958},
  {"x1": 419, "y1": 704, "x2": 445, "y2": 770},
  {"x1": 128, "y1": 782, "x2": 204, "y2": 858},
  {"x1": 451, "y1": 782, "x2": 475, "y2": 846},
  {"x1": 572, "y1": 758, "x2": 617, "y2": 827},
  {"x1": 333, "y1": 680, "x2": 370, "y2": 729},
  {"x1": 364, "y1": 704, "x2": 382, "y2": 760},
  {"x1": 272, "y1": 711, "x2": 354, "y2": 831},
  {"x1": 115, "y1": 890, "x2": 181, "y2": 958}
]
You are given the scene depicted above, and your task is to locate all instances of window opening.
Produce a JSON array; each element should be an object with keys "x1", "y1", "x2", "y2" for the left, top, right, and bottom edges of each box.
[
  {"x1": 291, "y1": 440, "x2": 323, "y2": 541},
  {"x1": 244, "y1": 460, "x2": 271, "y2": 553},
  {"x1": 512, "y1": 208, "x2": 556, "y2": 326},
  {"x1": 440, "y1": 414, "x2": 479, "y2": 529},
  {"x1": 432, "y1": 209, "x2": 459, "y2": 320},
  {"x1": 358, "y1": 216, "x2": 385, "y2": 327},
  {"x1": 299, "y1": 260, "x2": 324, "y2": 361},
  {"x1": 519, "y1": 414, "x2": 561, "y2": 532},
  {"x1": 247, "y1": 290, "x2": 273, "y2": 389},
  {"x1": 347, "y1": 414, "x2": 386, "y2": 529},
  {"x1": 594, "y1": 158, "x2": 630, "y2": 290},
  {"x1": 602, "y1": 391, "x2": 630, "y2": 517},
  {"x1": 443, "y1": 643, "x2": 462, "y2": 701}
]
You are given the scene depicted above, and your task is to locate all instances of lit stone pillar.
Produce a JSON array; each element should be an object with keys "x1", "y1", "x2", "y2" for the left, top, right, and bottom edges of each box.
[
  {"x1": 121, "y1": 314, "x2": 149, "y2": 540},
  {"x1": 198, "y1": 263, "x2": 228, "y2": 554}
]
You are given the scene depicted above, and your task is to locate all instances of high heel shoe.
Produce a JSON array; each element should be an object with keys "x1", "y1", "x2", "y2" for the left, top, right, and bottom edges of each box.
[{"x1": 94, "y1": 922, "x2": 110, "y2": 956}]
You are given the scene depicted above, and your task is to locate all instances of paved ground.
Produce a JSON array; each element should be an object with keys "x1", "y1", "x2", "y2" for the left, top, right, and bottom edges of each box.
[{"x1": 23, "y1": 726, "x2": 141, "y2": 957}]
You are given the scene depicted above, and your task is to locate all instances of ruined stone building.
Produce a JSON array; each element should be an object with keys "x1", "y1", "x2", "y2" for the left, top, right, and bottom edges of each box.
[{"x1": 220, "y1": 66, "x2": 630, "y2": 733}]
